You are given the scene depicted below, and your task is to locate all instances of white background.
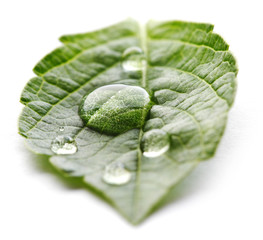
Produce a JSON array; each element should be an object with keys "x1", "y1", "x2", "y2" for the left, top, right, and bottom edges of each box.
[{"x1": 1, "y1": 0, "x2": 262, "y2": 239}]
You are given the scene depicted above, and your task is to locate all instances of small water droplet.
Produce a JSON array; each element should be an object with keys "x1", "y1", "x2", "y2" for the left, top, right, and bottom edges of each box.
[
  {"x1": 79, "y1": 84, "x2": 151, "y2": 135},
  {"x1": 102, "y1": 162, "x2": 131, "y2": 185},
  {"x1": 141, "y1": 129, "x2": 170, "y2": 158},
  {"x1": 51, "y1": 135, "x2": 77, "y2": 155},
  {"x1": 122, "y1": 46, "x2": 146, "y2": 72},
  {"x1": 59, "y1": 126, "x2": 65, "y2": 132}
]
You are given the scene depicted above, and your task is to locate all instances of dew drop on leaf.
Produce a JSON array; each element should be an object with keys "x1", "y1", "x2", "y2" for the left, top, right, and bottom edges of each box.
[
  {"x1": 141, "y1": 129, "x2": 170, "y2": 158},
  {"x1": 79, "y1": 84, "x2": 152, "y2": 135},
  {"x1": 51, "y1": 135, "x2": 77, "y2": 155},
  {"x1": 122, "y1": 46, "x2": 146, "y2": 72},
  {"x1": 59, "y1": 126, "x2": 65, "y2": 132},
  {"x1": 102, "y1": 162, "x2": 131, "y2": 185}
]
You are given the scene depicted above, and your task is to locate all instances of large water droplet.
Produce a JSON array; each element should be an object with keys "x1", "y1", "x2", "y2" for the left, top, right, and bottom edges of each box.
[
  {"x1": 51, "y1": 135, "x2": 77, "y2": 155},
  {"x1": 102, "y1": 162, "x2": 131, "y2": 185},
  {"x1": 122, "y1": 46, "x2": 146, "y2": 72},
  {"x1": 141, "y1": 129, "x2": 170, "y2": 158},
  {"x1": 79, "y1": 84, "x2": 152, "y2": 135}
]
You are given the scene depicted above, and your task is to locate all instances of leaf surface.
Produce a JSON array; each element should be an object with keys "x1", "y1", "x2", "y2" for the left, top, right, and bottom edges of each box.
[{"x1": 19, "y1": 19, "x2": 238, "y2": 224}]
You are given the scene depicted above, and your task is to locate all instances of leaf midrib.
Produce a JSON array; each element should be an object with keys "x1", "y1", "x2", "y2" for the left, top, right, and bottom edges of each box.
[{"x1": 130, "y1": 23, "x2": 148, "y2": 221}]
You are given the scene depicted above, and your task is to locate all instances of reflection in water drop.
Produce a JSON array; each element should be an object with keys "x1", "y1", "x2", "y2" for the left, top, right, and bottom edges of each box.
[
  {"x1": 102, "y1": 162, "x2": 131, "y2": 185},
  {"x1": 51, "y1": 135, "x2": 77, "y2": 155},
  {"x1": 141, "y1": 129, "x2": 170, "y2": 158},
  {"x1": 79, "y1": 84, "x2": 152, "y2": 135},
  {"x1": 59, "y1": 126, "x2": 65, "y2": 132},
  {"x1": 122, "y1": 46, "x2": 146, "y2": 72}
]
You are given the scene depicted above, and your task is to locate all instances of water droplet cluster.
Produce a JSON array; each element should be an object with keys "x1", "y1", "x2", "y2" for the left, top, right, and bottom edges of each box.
[{"x1": 49, "y1": 46, "x2": 171, "y2": 186}]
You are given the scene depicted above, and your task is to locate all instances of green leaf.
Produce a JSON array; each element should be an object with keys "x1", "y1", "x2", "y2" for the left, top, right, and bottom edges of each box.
[{"x1": 19, "y1": 19, "x2": 238, "y2": 224}]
